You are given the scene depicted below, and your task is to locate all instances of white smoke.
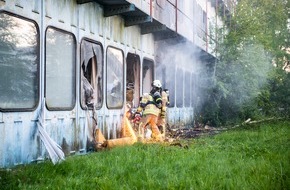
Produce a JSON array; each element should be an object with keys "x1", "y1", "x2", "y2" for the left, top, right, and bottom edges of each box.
[{"x1": 155, "y1": 39, "x2": 214, "y2": 108}]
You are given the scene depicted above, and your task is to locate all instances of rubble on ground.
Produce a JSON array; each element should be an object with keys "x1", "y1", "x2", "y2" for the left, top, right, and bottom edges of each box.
[
  {"x1": 166, "y1": 124, "x2": 226, "y2": 140},
  {"x1": 94, "y1": 118, "x2": 227, "y2": 151}
]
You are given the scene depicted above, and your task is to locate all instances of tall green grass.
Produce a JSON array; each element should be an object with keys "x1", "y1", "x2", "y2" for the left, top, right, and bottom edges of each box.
[{"x1": 1, "y1": 120, "x2": 289, "y2": 190}]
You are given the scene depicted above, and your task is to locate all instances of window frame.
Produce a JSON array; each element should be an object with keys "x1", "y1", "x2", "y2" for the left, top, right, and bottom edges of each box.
[
  {"x1": 142, "y1": 58, "x2": 155, "y2": 95},
  {"x1": 105, "y1": 46, "x2": 124, "y2": 109},
  {"x1": 80, "y1": 38, "x2": 104, "y2": 110},
  {"x1": 0, "y1": 11, "x2": 40, "y2": 112},
  {"x1": 44, "y1": 26, "x2": 76, "y2": 111},
  {"x1": 126, "y1": 53, "x2": 141, "y2": 109}
]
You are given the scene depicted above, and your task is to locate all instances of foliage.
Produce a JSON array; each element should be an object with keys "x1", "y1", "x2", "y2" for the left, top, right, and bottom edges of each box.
[
  {"x1": 0, "y1": 120, "x2": 289, "y2": 190},
  {"x1": 199, "y1": 0, "x2": 289, "y2": 126}
]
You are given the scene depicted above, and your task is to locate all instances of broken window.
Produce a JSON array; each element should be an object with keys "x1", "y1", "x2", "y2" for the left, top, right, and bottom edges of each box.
[
  {"x1": 45, "y1": 27, "x2": 76, "y2": 110},
  {"x1": 80, "y1": 39, "x2": 103, "y2": 109},
  {"x1": 142, "y1": 59, "x2": 154, "y2": 94},
  {"x1": 176, "y1": 68, "x2": 184, "y2": 108},
  {"x1": 0, "y1": 13, "x2": 39, "y2": 110},
  {"x1": 184, "y1": 71, "x2": 191, "y2": 107},
  {"x1": 106, "y1": 47, "x2": 124, "y2": 109},
  {"x1": 126, "y1": 53, "x2": 140, "y2": 108}
]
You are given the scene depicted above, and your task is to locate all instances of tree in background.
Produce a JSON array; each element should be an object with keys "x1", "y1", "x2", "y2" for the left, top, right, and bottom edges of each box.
[{"x1": 200, "y1": 0, "x2": 289, "y2": 126}]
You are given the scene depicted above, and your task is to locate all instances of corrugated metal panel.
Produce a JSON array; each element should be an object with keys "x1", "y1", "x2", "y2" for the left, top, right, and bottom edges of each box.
[
  {"x1": 178, "y1": 0, "x2": 193, "y2": 19},
  {"x1": 154, "y1": 1, "x2": 176, "y2": 31},
  {"x1": 45, "y1": 0, "x2": 78, "y2": 31},
  {"x1": 126, "y1": 0, "x2": 150, "y2": 16},
  {"x1": 79, "y1": 3, "x2": 104, "y2": 36},
  {"x1": 112, "y1": 16, "x2": 125, "y2": 44},
  {"x1": 141, "y1": 34, "x2": 155, "y2": 55},
  {"x1": 126, "y1": 26, "x2": 141, "y2": 50},
  {"x1": 177, "y1": 10, "x2": 193, "y2": 42}
]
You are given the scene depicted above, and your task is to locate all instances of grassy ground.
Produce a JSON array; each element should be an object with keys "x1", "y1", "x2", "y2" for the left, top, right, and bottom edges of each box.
[{"x1": 1, "y1": 120, "x2": 289, "y2": 190}]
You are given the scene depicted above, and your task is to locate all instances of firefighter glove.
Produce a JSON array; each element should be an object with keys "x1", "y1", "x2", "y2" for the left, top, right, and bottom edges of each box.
[{"x1": 133, "y1": 112, "x2": 141, "y2": 123}]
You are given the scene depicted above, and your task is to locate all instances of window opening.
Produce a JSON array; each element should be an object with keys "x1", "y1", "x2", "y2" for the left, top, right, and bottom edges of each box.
[
  {"x1": 142, "y1": 59, "x2": 154, "y2": 94},
  {"x1": 106, "y1": 47, "x2": 124, "y2": 109},
  {"x1": 0, "y1": 13, "x2": 39, "y2": 110},
  {"x1": 81, "y1": 40, "x2": 103, "y2": 109},
  {"x1": 45, "y1": 27, "x2": 76, "y2": 110},
  {"x1": 126, "y1": 53, "x2": 140, "y2": 108}
]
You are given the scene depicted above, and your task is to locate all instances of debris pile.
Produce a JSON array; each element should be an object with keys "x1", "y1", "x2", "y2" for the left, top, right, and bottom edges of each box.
[
  {"x1": 94, "y1": 117, "x2": 227, "y2": 151},
  {"x1": 94, "y1": 116, "x2": 138, "y2": 150},
  {"x1": 166, "y1": 125, "x2": 224, "y2": 140}
]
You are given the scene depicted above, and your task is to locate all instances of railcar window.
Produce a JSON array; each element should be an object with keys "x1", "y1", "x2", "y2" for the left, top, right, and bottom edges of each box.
[
  {"x1": 0, "y1": 13, "x2": 39, "y2": 110},
  {"x1": 80, "y1": 40, "x2": 103, "y2": 109},
  {"x1": 184, "y1": 71, "x2": 191, "y2": 107},
  {"x1": 126, "y1": 53, "x2": 140, "y2": 108},
  {"x1": 106, "y1": 47, "x2": 124, "y2": 109},
  {"x1": 176, "y1": 68, "x2": 183, "y2": 108},
  {"x1": 45, "y1": 27, "x2": 76, "y2": 110},
  {"x1": 142, "y1": 59, "x2": 154, "y2": 94}
]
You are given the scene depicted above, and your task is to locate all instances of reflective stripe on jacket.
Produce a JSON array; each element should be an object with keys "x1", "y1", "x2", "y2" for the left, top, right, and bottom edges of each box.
[{"x1": 139, "y1": 93, "x2": 161, "y2": 116}]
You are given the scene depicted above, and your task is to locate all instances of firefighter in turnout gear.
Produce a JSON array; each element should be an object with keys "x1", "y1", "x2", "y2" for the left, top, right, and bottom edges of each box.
[
  {"x1": 157, "y1": 89, "x2": 169, "y2": 137},
  {"x1": 134, "y1": 80, "x2": 163, "y2": 141}
]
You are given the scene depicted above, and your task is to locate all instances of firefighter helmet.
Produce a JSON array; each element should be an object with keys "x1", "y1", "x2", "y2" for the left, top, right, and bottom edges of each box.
[{"x1": 152, "y1": 80, "x2": 162, "y2": 88}]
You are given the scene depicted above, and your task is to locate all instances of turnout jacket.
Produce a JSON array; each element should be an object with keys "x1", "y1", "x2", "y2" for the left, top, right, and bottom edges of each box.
[{"x1": 137, "y1": 91, "x2": 162, "y2": 116}]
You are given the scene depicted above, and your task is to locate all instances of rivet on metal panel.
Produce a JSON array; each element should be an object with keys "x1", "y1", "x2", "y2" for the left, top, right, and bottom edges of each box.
[
  {"x1": 125, "y1": 16, "x2": 152, "y2": 27},
  {"x1": 15, "y1": 3, "x2": 23, "y2": 8},
  {"x1": 45, "y1": 15, "x2": 52, "y2": 19},
  {"x1": 141, "y1": 24, "x2": 167, "y2": 34},
  {"x1": 32, "y1": 9, "x2": 39, "y2": 14}
]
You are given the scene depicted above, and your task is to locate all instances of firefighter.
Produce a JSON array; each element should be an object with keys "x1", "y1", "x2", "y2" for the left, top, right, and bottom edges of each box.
[
  {"x1": 134, "y1": 80, "x2": 163, "y2": 141},
  {"x1": 157, "y1": 89, "x2": 169, "y2": 137}
]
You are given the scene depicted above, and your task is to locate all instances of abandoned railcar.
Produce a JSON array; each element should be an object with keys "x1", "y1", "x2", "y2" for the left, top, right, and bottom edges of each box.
[{"x1": 0, "y1": 0, "x2": 233, "y2": 167}]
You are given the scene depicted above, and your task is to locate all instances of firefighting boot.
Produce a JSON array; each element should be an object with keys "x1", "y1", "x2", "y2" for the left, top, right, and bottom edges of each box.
[{"x1": 151, "y1": 126, "x2": 163, "y2": 142}]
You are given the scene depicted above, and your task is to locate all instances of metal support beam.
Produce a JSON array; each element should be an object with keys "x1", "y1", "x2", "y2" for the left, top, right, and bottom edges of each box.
[
  {"x1": 104, "y1": 4, "x2": 135, "y2": 17},
  {"x1": 76, "y1": 0, "x2": 94, "y2": 4},
  {"x1": 141, "y1": 24, "x2": 167, "y2": 35},
  {"x1": 125, "y1": 16, "x2": 152, "y2": 27},
  {"x1": 154, "y1": 32, "x2": 182, "y2": 41}
]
